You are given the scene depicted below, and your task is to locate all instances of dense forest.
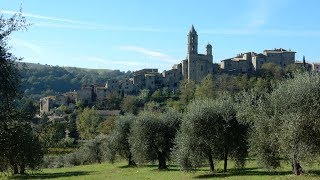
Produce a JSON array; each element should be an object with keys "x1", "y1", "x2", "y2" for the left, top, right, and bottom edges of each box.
[{"x1": 18, "y1": 62, "x2": 132, "y2": 100}]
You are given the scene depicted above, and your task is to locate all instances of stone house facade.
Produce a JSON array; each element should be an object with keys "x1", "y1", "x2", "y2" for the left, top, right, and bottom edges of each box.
[{"x1": 221, "y1": 48, "x2": 296, "y2": 73}]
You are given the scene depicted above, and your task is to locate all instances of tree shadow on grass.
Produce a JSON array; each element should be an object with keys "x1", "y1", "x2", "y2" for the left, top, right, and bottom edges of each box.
[
  {"x1": 10, "y1": 171, "x2": 94, "y2": 179},
  {"x1": 306, "y1": 170, "x2": 320, "y2": 176},
  {"x1": 193, "y1": 168, "x2": 316, "y2": 179},
  {"x1": 118, "y1": 165, "x2": 138, "y2": 168},
  {"x1": 194, "y1": 171, "x2": 291, "y2": 179}
]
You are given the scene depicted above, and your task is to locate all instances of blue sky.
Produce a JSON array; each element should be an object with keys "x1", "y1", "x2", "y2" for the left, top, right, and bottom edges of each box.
[{"x1": 1, "y1": 0, "x2": 320, "y2": 71}]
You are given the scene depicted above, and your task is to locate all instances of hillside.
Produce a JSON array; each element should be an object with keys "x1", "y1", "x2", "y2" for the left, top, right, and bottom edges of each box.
[{"x1": 18, "y1": 62, "x2": 132, "y2": 100}]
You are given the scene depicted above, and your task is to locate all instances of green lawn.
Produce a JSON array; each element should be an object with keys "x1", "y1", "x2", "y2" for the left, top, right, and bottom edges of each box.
[{"x1": 6, "y1": 160, "x2": 320, "y2": 180}]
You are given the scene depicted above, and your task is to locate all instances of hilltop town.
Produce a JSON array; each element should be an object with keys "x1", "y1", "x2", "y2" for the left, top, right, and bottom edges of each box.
[{"x1": 40, "y1": 25, "x2": 320, "y2": 117}]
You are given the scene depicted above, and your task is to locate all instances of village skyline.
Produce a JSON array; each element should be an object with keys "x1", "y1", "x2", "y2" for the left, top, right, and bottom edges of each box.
[{"x1": 1, "y1": 0, "x2": 320, "y2": 71}]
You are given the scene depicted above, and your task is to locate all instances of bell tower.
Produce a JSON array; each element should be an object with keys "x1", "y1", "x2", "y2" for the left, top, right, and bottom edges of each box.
[{"x1": 188, "y1": 25, "x2": 198, "y2": 54}]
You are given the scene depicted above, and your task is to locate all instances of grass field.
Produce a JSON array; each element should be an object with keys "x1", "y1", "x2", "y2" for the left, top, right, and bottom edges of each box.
[{"x1": 5, "y1": 160, "x2": 320, "y2": 180}]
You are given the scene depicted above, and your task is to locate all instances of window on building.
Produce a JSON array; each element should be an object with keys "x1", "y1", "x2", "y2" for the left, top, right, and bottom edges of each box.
[{"x1": 201, "y1": 65, "x2": 203, "y2": 71}]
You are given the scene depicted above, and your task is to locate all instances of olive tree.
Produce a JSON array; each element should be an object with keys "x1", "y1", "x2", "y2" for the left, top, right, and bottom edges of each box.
[
  {"x1": 0, "y1": 10, "x2": 44, "y2": 174},
  {"x1": 238, "y1": 73, "x2": 320, "y2": 175},
  {"x1": 174, "y1": 94, "x2": 248, "y2": 173},
  {"x1": 129, "y1": 110, "x2": 181, "y2": 169},
  {"x1": 106, "y1": 114, "x2": 136, "y2": 166}
]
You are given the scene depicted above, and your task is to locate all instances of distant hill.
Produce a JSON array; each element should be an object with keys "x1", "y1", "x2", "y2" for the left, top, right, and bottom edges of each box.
[{"x1": 17, "y1": 62, "x2": 132, "y2": 100}]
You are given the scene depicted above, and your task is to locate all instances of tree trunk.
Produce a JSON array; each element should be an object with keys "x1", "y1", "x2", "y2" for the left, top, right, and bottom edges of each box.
[
  {"x1": 19, "y1": 163, "x2": 25, "y2": 174},
  {"x1": 208, "y1": 153, "x2": 214, "y2": 173},
  {"x1": 223, "y1": 146, "x2": 228, "y2": 173},
  {"x1": 128, "y1": 153, "x2": 136, "y2": 166},
  {"x1": 12, "y1": 163, "x2": 18, "y2": 174},
  {"x1": 157, "y1": 151, "x2": 167, "y2": 169},
  {"x1": 292, "y1": 157, "x2": 303, "y2": 175},
  {"x1": 9, "y1": 159, "x2": 18, "y2": 174}
]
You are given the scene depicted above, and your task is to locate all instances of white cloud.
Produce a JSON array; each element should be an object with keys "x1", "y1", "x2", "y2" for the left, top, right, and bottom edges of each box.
[
  {"x1": 119, "y1": 45, "x2": 177, "y2": 63},
  {"x1": 1, "y1": 10, "x2": 87, "y2": 24},
  {"x1": 1, "y1": 10, "x2": 164, "y2": 32}
]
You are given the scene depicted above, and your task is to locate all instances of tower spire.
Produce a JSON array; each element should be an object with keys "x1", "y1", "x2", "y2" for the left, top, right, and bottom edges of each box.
[
  {"x1": 187, "y1": 25, "x2": 198, "y2": 54},
  {"x1": 189, "y1": 25, "x2": 197, "y2": 34}
]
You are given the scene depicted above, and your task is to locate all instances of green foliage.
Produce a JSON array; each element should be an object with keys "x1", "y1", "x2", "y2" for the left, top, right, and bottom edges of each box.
[
  {"x1": 19, "y1": 63, "x2": 132, "y2": 101},
  {"x1": 77, "y1": 107, "x2": 103, "y2": 140},
  {"x1": 106, "y1": 114, "x2": 135, "y2": 165},
  {"x1": 38, "y1": 121, "x2": 67, "y2": 148},
  {"x1": 150, "y1": 89, "x2": 164, "y2": 102},
  {"x1": 106, "y1": 92, "x2": 122, "y2": 110},
  {"x1": 120, "y1": 95, "x2": 139, "y2": 114},
  {"x1": 42, "y1": 135, "x2": 108, "y2": 168},
  {"x1": 174, "y1": 95, "x2": 248, "y2": 172},
  {"x1": 260, "y1": 62, "x2": 284, "y2": 80},
  {"x1": 129, "y1": 110, "x2": 181, "y2": 169},
  {"x1": 239, "y1": 73, "x2": 320, "y2": 174},
  {"x1": 79, "y1": 135, "x2": 108, "y2": 164},
  {"x1": 97, "y1": 116, "x2": 117, "y2": 135},
  {"x1": 0, "y1": 10, "x2": 44, "y2": 174},
  {"x1": 179, "y1": 80, "x2": 196, "y2": 104},
  {"x1": 143, "y1": 101, "x2": 162, "y2": 112},
  {"x1": 194, "y1": 74, "x2": 215, "y2": 99}
]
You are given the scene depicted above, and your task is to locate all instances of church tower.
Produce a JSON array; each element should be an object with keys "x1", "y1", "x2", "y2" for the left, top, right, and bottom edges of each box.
[
  {"x1": 188, "y1": 25, "x2": 198, "y2": 54},
  {"x1": 206, "y1": 43, "x2": 212, "y2": 56},
  {"x1": 187, "y1": 25, "x2": 198, "y2": 82}
]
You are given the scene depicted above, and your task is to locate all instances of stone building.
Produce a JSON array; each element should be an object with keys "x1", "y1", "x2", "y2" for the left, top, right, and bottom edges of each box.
[
  {"x1": 182, "y1": 25, "x2": 214, "y2": 83},
  {"x1": 40, "y1": 96, "x2": 55, "y2": 115},
  {"x1": 77, "y1": 85, "x2": 94, "y2": 104},
  {"x1": 104, "y1": 25, "x2": 218, "y2": 94},
  {"x1": 221, "y1": 48, "x2": 296, "y2": 73},
  {"x1": 312, "y1": 63, "x2": 320, "y2": 73},
  {"x1": 263, "y1": 48, "x2": 296, "y2": 68}
]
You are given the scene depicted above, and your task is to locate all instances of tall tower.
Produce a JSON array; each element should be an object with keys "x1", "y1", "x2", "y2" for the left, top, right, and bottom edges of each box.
[
  {"x1": 188, "y1": 25, "x2": 198, "y2": 54},
  {"x1": 206, "y1": 43, "x2": 212, "y2": 56},
  {"x1": 206, "y1": 43, "x2": 213, "y2": 63},
  {"x1": 187, "y1": 25, "x2": 198, "y2": 82}
]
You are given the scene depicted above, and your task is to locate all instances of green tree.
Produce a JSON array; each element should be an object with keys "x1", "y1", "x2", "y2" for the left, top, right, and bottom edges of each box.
[
  {"x1": 98, "y1": 116, "x2": 117, "y2": 135},
  {"x1": 66, "y1": 112, "x2": 79, "y2": 141},
  {"x1": 260, "y1": 62, "x2": 284, "y2": 80},
  {"x1": 238, "y1": 73, "x2": 320, "y2": 175},
  {"x1": 174, "y1": 96, "x2": 248, "y2": 173},
  {"x1": 120, "y1": 95, "x2": 139, "y2": 114},
  {"x1": 150, "y1": 89, "x2": 164, "y2": 102},
  {"x1": 194, "y1": 74, "x2": 215, "y2": 99},
  {"x1": 178, "y1": 80, "x2": 196, "y2": 109},
  {"x1": 77, "y1": 107, "x2": 103, "y2": 140},
  {"x1": 0, "y1": 10, "x2": 44, "y2": 174},
  {"x1": 106, "y1": 114, "x2": 136, "y2": 166},
  {"x1": 79, "y1": 134, "x2": 107, "y2": 164},
  {"x1": 106, "y1": 92, "x2": 121, "y2": 110},
  {"x1": 129, "y1": 110, "x2": 181, "y2": 169}
]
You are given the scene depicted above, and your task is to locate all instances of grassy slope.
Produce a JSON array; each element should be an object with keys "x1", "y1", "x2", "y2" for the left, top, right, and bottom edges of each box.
[{"x1": 8, "y1": 160, "x2": 320, "y2": 180}]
